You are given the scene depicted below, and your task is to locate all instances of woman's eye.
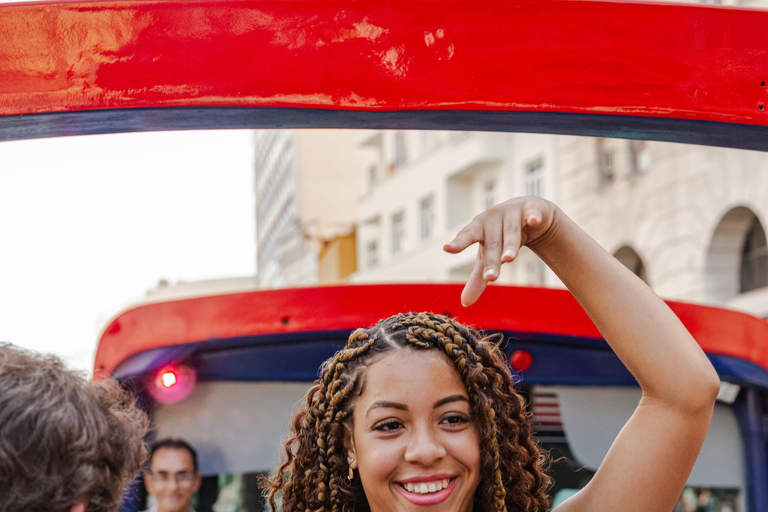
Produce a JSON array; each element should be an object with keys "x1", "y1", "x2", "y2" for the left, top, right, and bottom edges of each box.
[
  {"x1": 372, "y1": 420, "x2": 403, "y2": 432},
  {"x1": 440, "y1": 414, "x2": 470, "y2": 426}
]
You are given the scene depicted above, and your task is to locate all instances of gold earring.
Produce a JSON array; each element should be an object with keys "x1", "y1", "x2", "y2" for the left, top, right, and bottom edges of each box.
[{"x1": 348, "y1": 457, "x2": 355, "y2": 481}]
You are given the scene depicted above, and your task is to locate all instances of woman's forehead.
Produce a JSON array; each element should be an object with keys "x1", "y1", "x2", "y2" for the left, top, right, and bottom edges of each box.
[{"x1": 357, "y1": 349, "x2": 469, "y2": 403}]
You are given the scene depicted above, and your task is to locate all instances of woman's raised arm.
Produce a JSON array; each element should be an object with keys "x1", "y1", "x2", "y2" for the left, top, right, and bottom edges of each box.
[{"x1": 444, "y1": 196, "x2": 720, "y2": 512}]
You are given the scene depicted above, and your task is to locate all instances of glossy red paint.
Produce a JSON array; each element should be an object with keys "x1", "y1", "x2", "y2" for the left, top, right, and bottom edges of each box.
[
  {"x1": 94, "y1": 283, "x2": 768, "y2": 378},
  {"x1": 1, "y1": 0, "x2": 768, "y2": 126}
]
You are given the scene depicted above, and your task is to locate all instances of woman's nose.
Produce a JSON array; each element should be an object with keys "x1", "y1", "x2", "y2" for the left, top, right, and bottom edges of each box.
[{"x1": 404, "y1": 426, "x2": 447, "y2": 465}]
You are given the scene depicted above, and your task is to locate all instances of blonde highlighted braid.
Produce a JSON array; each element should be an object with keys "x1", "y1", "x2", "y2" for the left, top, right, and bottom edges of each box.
[{"x1": 265, "y1": 313, "x2": 551, "y2": 512}]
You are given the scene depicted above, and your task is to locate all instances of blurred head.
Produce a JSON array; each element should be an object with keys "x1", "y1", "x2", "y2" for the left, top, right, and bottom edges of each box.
[
  {"x1": 0, "y1": 343, "x2": 149, "y2": 512},
  {"x1": 267, "y1": 312, "x2": 550, "y2": 512},
  {"x1": 144, "y1": 439, "x2": 201, "y2": 512}
]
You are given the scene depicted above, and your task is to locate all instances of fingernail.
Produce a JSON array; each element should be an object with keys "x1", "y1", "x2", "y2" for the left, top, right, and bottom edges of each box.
[
  {"x1": 503, "y1": 249, "x2": 515, "y2": 259},
  {"x1": 483, "y1": 268, "x2": 497, "y2": 280},
  {"x1": 461, "y1": 301, "x2": 468, "y2": 307}
]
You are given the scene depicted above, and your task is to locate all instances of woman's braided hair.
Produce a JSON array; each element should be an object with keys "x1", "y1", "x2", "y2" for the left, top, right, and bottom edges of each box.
[{"x1": 265, "y1": 312, "x2": 550, "y2": 512}]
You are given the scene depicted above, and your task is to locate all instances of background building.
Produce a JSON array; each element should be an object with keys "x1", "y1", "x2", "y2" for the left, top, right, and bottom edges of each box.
[
  {"x1": 353, "y1": 130, "x2": 561, "y2": 287},
  {"x1": 560, "y1": 137, "x2": 768, "y2": 316},
  {"x1": 254, "y1": 129, "x2": 361, "y2": 288},
  {"x1": 351, "y1": 130, "x2": 768, "y2": 319}
]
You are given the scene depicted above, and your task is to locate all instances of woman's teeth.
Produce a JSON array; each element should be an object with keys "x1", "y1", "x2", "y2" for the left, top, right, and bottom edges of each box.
[{"x1": 403, "y1": 479, "x2": 450, "y2": 494}]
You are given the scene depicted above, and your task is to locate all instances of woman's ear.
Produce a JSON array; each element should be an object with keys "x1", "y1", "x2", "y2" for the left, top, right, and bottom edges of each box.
[
  {"x1": 70, "y1": 503, "x2": 86, "y2": 512},
  {"x1": 344, "y1": 424, "x2": 358, "y2": 469}
]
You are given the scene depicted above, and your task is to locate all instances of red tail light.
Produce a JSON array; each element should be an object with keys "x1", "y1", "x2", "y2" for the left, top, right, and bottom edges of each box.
[
  {"x1": 510, "y1": 350, "x2": 533, "y2": 372},
  {"x1": 148, "y1": 364, "x2": 197, "y2": 403}
]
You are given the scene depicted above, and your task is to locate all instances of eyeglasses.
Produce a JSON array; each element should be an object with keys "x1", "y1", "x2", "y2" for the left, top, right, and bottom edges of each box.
[{"x1": 149, "y1": 471, "x2": 197, "y2": 486}]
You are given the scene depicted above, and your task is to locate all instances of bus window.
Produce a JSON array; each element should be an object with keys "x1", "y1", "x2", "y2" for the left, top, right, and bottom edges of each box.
[
  {"x1": 532, "y1": 386, "x2": 745, "y2": 511},
  {"x1": 139, "y1": 381, "x2": 312, "y2": 511},
  {"x1": 674, "y1": 487, "x2": 742, "y2": 512},
  {"x1": 140, "y1": 472, "x2": 269, "y2": 512}
]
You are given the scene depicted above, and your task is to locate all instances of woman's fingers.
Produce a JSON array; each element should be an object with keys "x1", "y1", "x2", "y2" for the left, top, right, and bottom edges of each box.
[
  {"x1": 446, "y1": 197, "x2": 554, "y2": 305},
  {"x1": 502, "y1": 208, "x2": 523, "y2": 263},
  {"x1": 461, "y1": 246, "x2": 488, "y2": 307},
  {"x1": 480, "y1": 211, "x2": 504, "y2": 282},
  {"x1": 522, "y1": 201, "x2": 544, "y2": 233},
  {"x1": 443, "y1": 221, "x2": 482, "y2": 254}
]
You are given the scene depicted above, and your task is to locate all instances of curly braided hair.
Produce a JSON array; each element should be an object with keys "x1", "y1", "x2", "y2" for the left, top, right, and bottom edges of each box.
[{"x1": 265, "y1": 312, "x2": 550, "y2": 512}]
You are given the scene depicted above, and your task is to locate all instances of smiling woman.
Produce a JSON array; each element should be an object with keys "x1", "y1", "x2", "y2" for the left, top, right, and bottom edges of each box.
[
  {"x1": 265, "y1": 312, "x2": 549, "y2": 512},
  {"x1": 266, "y1": 196, "x2": 720, "y2": 512},
  {"x1": 271, "y1": 313, "x2": 549, "y2": 512}
]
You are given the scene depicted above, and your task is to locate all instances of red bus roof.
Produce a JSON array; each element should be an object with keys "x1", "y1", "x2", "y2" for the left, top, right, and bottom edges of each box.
[
  {"x1": 94, "y1": 284, "x2": 768, "y2": 378},
  {"x1": 2, "y1": 1, "x2": 768, "y2": 149}
]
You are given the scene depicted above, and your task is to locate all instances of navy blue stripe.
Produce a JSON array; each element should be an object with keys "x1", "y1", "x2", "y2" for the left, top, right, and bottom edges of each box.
[
  {"x1": 4, "y1": 108, "x2": 768, "y2": 151},
  {"x1": 112, "y1": 329, "x2": 768, "y2": 389}
]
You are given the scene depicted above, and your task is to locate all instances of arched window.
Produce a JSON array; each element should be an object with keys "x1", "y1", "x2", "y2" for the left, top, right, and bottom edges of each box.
[
  {"x1": 613, "y1": 246, "x2": 648, "y2": 284},
  {"x1": 740, "y1": 218, "x2": 768, "y2": 293},
  {"x1": 393, "y1": 131, "x2": 408, "y2": 170},
  {"x1": 705, "y1": 206, "x2": 768, "y2": 303}
]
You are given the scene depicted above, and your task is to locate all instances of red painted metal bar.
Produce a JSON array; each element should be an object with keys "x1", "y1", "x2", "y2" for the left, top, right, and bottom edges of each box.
[
  {"x1": 94, "y1": 284, "x2": 768, "y2": 378},
  {"x1": 2, "y1": 0, "x2": 768, "y2": 125}
]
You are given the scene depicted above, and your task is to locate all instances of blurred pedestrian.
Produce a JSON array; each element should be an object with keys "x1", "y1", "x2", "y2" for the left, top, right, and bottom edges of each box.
[
  {"x1": 143, "y1": 438, "x2": 202, "y2": 512},
  {"x1": 0, "y1": 342, "x2": 149, "y2": 512}
]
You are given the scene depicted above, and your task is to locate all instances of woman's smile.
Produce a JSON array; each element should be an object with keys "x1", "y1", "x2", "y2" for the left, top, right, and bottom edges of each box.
[
  {"x1": 348, "y1": 349, "x2": 481, "y2": 512},
  {"x1": 395, "y1": 475, "x2": 457, "y2": 506}
]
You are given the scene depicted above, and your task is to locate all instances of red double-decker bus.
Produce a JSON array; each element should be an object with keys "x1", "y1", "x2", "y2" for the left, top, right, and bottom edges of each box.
[{"x1": 97, "y1": 284, "x2": 767, "y2": 511}]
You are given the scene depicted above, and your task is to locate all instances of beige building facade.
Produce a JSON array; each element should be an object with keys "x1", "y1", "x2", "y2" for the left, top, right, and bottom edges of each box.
[
  {"x1": 351, "y1": 130, "x2": 768, "y2": 318},
  {"x1": 353, "y1": 131, "x2": 557, "y2": 286},
  {"x1": 560, "y1": 138, "x2": 768, "y2": 315},
  {"x1": 254, "y1": 129, "x2": 361, "y2": 288}
]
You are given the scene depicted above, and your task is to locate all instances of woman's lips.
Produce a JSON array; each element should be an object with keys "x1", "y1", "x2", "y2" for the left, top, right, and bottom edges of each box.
[{"x1": 394, "y1": 477, "x2": 457, "y2": 506}]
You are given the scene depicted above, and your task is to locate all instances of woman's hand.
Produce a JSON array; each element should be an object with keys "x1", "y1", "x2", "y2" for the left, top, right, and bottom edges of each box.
[{"x1": 443, "y1": 196, "x2": 557, "y2": 306}]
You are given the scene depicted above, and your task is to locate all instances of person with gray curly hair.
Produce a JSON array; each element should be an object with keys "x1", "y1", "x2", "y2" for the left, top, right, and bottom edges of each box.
[{"x1": 0, "y1": 342, "x2": 150, "y2": 512}]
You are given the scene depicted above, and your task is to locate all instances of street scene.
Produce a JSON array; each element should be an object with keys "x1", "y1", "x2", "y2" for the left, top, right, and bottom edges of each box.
[{"x1": 2, "y1": 1, "x2": 768, "y2": 512}]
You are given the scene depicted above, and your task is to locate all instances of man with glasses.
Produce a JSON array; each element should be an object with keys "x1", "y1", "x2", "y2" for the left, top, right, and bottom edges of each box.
[{"x1": 143, "y1": 438, "x2": 202, "y2": 512}]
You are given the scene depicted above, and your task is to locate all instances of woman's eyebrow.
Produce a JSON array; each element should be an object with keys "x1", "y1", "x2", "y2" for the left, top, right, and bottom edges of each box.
[
  {"x1": 434, "y1": 395, "x2": 469, "y2": 408},
  {"x1": 367, "y1": 400, "x2": 407, "y2": 415}
]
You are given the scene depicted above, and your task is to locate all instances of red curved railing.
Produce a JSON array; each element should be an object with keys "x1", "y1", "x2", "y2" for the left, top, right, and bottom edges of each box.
[
  {"x1": 2, "y1": 1, "x2": 768, "y2": 129},
  {"x1": 94, "y1": 284, "x2": 768, "y2": 378}
]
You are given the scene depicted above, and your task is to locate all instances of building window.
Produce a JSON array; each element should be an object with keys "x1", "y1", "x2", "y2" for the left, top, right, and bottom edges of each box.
[
  {"x1": 366, "y1": 240, "x2": 379, "y2": 268},
  {"x1": 597, "y1": 138, "x2": 615, "y2": 184},
  {"x1": 391, "y1": 211, "x2": 405, "y2": 254},
  {"x1": 740, "y1": 218, "x2": 768, "y2": 293},
  {"x1": 393, "y1": 131, "x2": 408, "y2": 170},
  {"x1": 629, "y1": 140, "x2": 650, "y2": 174},
  {"x1": 367, "y1": 165, "x2": 378, "y2": 192},
  {"x1": 420, "y1": 195, "x2": 435, "y2": 241},
  {"x1": 525, "y1": 157, "x2": 545, "y2": 197},
  {"x1": 484, "y1": 179, "x2": 497, "y2": 209}
]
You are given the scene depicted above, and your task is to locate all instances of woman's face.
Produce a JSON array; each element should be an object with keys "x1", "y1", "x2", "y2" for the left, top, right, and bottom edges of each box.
[{"x1": 348, "y1": 349, "x2": 481, "y2": 512}]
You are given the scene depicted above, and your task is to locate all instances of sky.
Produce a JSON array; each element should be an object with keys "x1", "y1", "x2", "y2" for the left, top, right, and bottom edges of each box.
[
  {"x1": 0, "y1": 130, "x2": 257, "y2": 371},
  {"x1": 0, "y1": 0, "x2": 256, "y2": 371}
]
